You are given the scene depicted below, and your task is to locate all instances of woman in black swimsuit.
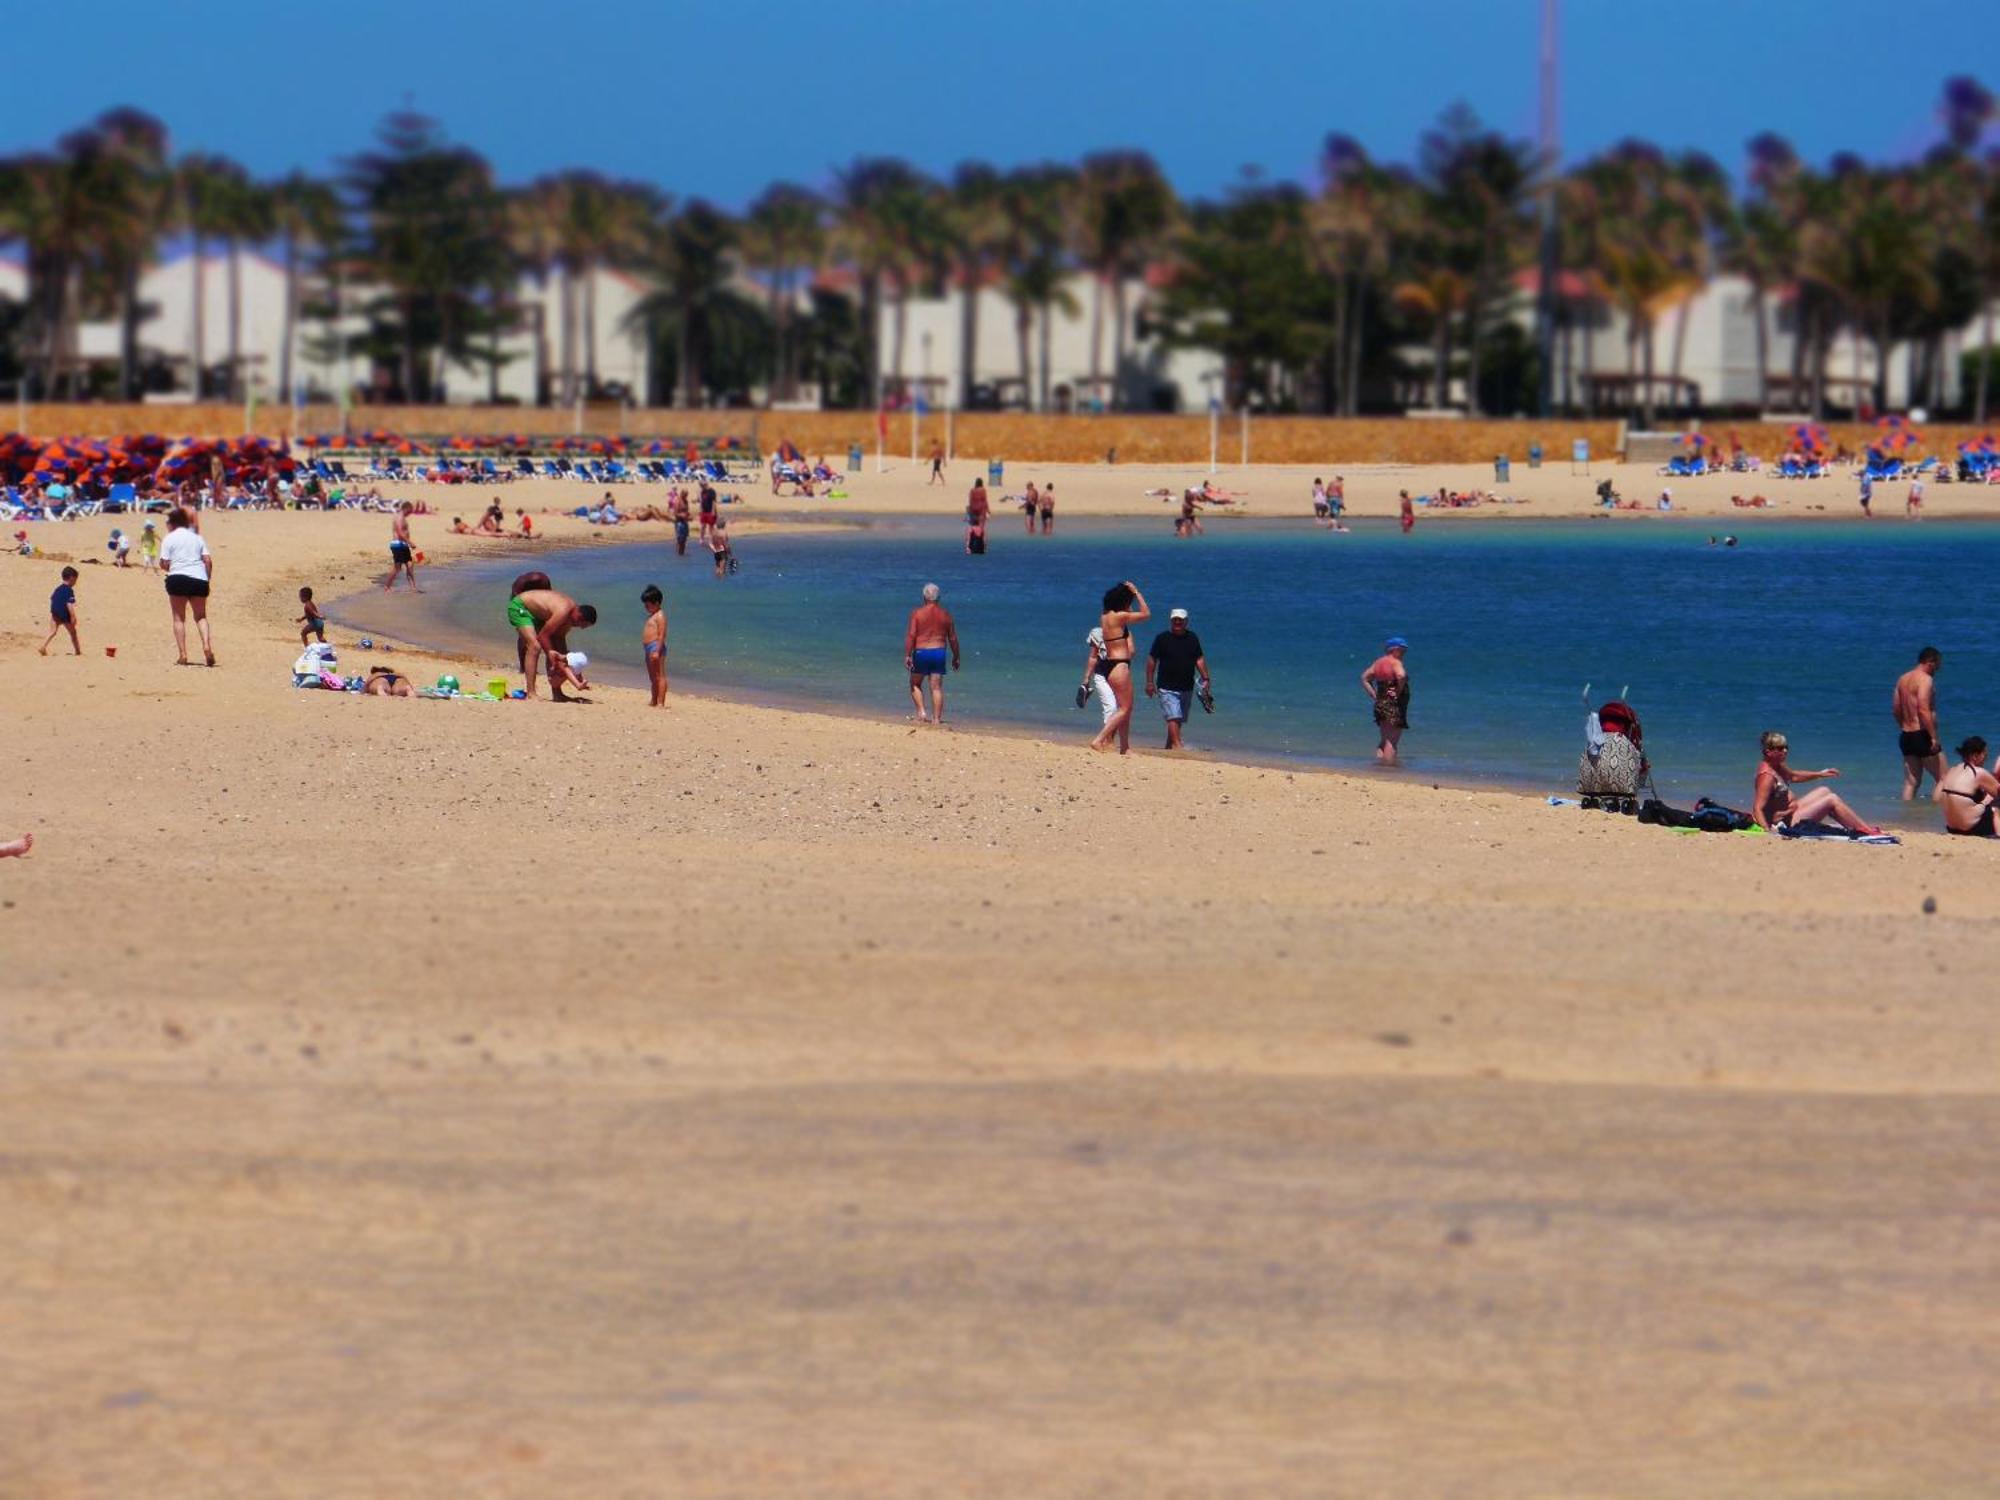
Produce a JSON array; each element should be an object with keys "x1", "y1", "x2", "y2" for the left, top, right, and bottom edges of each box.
[
  {"x1": 1088, "y1": 580, "x2": 1150, "y2": 754},
  {"x1": 1938, "y1": 736, "x2": 2000, "y2": 836}
]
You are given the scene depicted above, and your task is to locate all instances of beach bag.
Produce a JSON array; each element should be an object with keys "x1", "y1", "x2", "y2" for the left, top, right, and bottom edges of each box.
[
  {"x1": 1640, "y1": 797, "x2": 1754, "y2": 832},
  {"x1": 1691, "y1": 797, "x2": 1756, "y2": 832},
  {"x1": 1578, "y1": 733, "x2": 1642, "y2": 797},
  {"x1": 294, "y1": 642, "x2": 337, "y2": 676}
]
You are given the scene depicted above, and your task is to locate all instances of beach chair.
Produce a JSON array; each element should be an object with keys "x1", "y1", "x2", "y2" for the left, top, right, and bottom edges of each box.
[{"x1": 107, "y1": 483, "x2": 138, "y2": 513}]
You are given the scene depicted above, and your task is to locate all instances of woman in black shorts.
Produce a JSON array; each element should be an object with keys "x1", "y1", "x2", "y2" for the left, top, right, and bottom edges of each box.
[{"x1": 158, "y1": 507, "x2": 216, "y2": 666}]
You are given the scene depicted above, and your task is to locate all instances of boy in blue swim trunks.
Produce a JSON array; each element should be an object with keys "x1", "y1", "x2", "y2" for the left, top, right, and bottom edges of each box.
[
  {"x1": 640, "y1": 584, "x2": 668, "y2": 706},
  {"x1": 903, "y1": 582, "x2": 960, "y2": 725}
]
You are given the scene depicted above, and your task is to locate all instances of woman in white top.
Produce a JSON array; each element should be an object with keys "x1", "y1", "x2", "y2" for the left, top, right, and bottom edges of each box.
[{"x1": 159, "y1": 507, "x2": 216, "y2": 666}]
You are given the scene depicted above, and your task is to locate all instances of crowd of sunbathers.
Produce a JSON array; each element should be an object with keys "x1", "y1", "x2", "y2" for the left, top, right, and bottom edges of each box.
[
  {"x1": 1422, "y1": 486, "x2": 1504, "y2": 509},
  {"x1": 769, "y1": 455, "x2": 845, "y2": 497}
]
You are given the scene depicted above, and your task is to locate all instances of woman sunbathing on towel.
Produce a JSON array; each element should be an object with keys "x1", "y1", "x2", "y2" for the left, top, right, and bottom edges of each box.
[
  {"x1": 364, "y1": 666, "x2": 416, "y2": 697},
  {"x1": 1752, "y1": 730, "x2": 1880, "y2": 835}
]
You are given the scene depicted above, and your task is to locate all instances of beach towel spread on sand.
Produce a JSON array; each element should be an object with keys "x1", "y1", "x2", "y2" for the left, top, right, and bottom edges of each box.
[{"x1": 1775, "y1": 825, "x2": 1902, "y2": 845}]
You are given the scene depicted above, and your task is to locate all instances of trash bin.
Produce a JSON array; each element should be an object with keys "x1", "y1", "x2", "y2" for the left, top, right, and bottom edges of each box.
[
  {"x1": 847, "y1": 443, "x2": 862, "y2": 472},
  {"x1": 987, "y1": 459, "x2": 1004, "y2": 486},
  {"x1": 1495, "y1": 455, "x2": 1511, "y2": 484},
  {"x1": 1527, "y1": 442, "x2": 1543, "y2": 469}
]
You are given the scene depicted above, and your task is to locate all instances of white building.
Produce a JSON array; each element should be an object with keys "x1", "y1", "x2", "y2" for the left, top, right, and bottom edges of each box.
[
  {"x1": 4, "y1": 248, "x2": 1990, "y2": 418},
  {"x1": 0, "y1": 249, "x2": 653, "y2": 408},
  {"x1": 867, "y1": 268, "x2": 1218, "y2": 414}
]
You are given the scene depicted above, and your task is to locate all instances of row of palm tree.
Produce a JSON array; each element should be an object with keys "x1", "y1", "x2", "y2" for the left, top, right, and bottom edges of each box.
[{"x1": 1, "y1": 81, "x2": 1995, "y2": 419}]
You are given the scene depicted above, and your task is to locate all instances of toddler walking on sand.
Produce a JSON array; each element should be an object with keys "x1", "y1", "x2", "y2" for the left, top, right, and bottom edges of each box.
[
  {"x1": 40, "y1": 567, "x2": 81, "y2": 655},
  {"x1": 641, "y1": 584, "x2": 668, "y2": 706},
  {"x1": 297, "y1": 586, "x2": 326, "y2": 645}
]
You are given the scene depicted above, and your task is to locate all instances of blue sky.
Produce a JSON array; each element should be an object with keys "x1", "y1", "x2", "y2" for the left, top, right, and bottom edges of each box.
[{"x1": 5, "y1": 0, "x2": 1993, "y2": 205}]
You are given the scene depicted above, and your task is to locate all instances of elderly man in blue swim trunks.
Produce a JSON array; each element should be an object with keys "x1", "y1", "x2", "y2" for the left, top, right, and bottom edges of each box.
[{"x1": 903, "y1": 582, "x2": 960, "y2": 725}]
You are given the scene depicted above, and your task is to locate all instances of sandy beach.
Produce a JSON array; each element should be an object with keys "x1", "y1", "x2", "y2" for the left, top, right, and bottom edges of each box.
[{"x1": 5, "y1": 465, "x2": 1999, "y2": 1498}]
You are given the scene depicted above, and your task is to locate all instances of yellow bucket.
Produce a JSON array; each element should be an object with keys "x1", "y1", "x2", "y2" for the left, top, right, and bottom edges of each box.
[{"x1": 487, "y1": 678, "x2": 509, "y2": 699}]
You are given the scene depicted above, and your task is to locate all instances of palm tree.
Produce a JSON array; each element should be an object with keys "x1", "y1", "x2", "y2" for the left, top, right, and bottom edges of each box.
[
  {"x1": 344, "y1": 110, "x2": 513, "y2": 402},
  {"x1": 65, "y1": 110, "x2": 171, "y2": 400},
  {"x1": 270, "y1": 173, "x2": 343, "y2": 403},
  {"x1": 1417, "y1": 105, "x2": 1536, "y2": 416},
  {"x1": 1974, "y1": 159, "x2": 2000, "y2": 422},
  {"x1": 1553, "y1": 170, "x2": 1611, "y2": 413},
  {"x1": 508, "y1": 183, "x2": 562, "y2": 405},
  {"x1": 740, "y1": 182, "x2": 824, "y2": 404},
  {"x1": 1934, "y1": 77, "x2": 1997, "y2": 419},
  {"x1": 1312, "y1": 138, "x2": 1402, "y2": 415},
  {"x1": 628, "y1": 199, "x2": 735, "y2": 406},
  {"x1": 1780, "y1": 165, "x2": 1847, "y2": 418},
  {"x1": 1726, "y1": 134, "x2": 1803, "y2": 413},
  {"x1": 1074, "y1": 152, "x2": 1177, "y2": 408},
  {"x1": 1662, "y1": 152, "x2": 1731, "y2": 410},
  {"x1": 1579, "y1": 145, "x2": 1699, "y2": 425},
  {"x1": 178, "y1": 153, "x2": 248, "y2": 399},
  {"x1": 1807, "y1": 164, "x2": 1936, "y2": 414},
  {"x1": 995, "y1": 166, "x2": 1076, "y2": 411},
  {"x1": 1394, "y1": 267, "x2": 1471, "y2": 410},
  {"x1": 541, "y1": 172, "x2": 653, "y2": 402},
  {"x1": 944, "y1": 162, "x2": 1004, "y2": 410},
  {"x1": 832, "y1": 158, "x2": 933, "y2": 407},
  {"x1": 221, "y1": 174, "x2": 274, "y2": 400},
  {"x1": 1, "y1": 152, "x2": 90, "y2": 396}
]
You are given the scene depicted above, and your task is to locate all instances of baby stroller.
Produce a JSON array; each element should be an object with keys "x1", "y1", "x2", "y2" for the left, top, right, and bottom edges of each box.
[{"x1": 1578, "y1": 697, "x2": 1649, "y2": 813}]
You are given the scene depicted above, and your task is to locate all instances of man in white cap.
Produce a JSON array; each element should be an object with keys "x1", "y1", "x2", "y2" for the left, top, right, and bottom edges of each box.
[{"x1": 1145, "y1": 607, "x2": 1211, "y2": 750}]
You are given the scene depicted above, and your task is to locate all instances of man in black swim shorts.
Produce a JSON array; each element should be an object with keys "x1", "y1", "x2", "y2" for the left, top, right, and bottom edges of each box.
[{"x1": 1891, "y1": 647, "x2": 1943, "y2": 800}]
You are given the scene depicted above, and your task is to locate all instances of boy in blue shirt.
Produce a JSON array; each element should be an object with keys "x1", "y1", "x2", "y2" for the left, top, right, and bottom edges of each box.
[{"x1": 40, "y1": 567, "x2": 81, "y2": 656}]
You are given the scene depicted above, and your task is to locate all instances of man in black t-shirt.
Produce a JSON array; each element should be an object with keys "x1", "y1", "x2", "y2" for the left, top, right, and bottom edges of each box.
[{"x1": 1145, "y1": 608, "x2": 1211, "y2": 750}]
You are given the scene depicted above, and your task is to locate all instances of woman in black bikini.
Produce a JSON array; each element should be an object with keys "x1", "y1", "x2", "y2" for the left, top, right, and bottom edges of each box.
[
  {"x1": 1938, "y1": 737, "x2": 2000, "y2": 836},
  {"x1": 1088, "y1": 580, "x2": 1150, "y2": 754},
  {"x1": 364, "y1": 666, "x2": 416, "y2": 697}
]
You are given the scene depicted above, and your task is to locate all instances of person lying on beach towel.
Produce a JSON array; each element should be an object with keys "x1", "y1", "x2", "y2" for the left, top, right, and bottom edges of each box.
[{"x1": 364, "y1": 666, "x2": 416, "y2": 697}]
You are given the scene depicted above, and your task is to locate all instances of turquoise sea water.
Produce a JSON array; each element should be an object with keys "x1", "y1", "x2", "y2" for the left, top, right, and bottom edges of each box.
[{"x1": 356, "y1": 516, "x2": 2000, "y2": 826}]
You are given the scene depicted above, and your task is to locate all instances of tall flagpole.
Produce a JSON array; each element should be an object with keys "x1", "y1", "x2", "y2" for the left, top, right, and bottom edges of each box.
[{"x1": 1534, "y1": 0, "x2": 1561, "y2": 417}]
